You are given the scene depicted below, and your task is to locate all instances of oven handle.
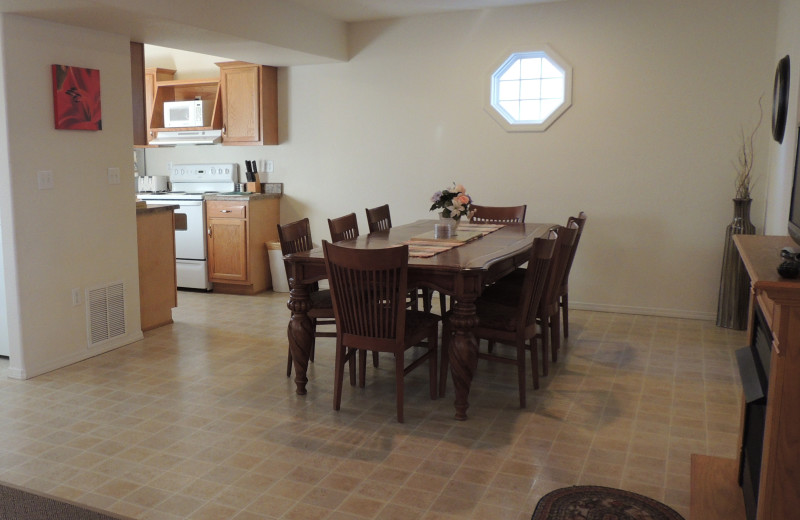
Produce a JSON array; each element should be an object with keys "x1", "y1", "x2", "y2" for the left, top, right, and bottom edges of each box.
[{"x1": 174, "y1": 201, "x2": 204, "y2": 207}]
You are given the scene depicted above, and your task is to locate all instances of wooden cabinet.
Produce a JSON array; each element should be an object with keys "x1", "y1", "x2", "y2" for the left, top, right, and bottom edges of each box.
[
  {"x1": 144, "y1": 67, "x2": 175, "y2": 144},
  {"x1": 217, "y1": 61, "x2": 278, "y2": 145},
  {"x1": 136, "y1": 205, "x2": 178, "y2": 330},
  {"x1": 149, "y1": 77, "x2": 222, "y2": 138},
  {"x1": 206, "y1": 198, "x2": 280, "y2": 294},
  {"x1": 691, "y1": 234, "x2": 800, "y2": 519}
]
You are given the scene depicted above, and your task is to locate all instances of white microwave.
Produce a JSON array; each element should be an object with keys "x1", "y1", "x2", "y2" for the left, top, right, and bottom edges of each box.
[{"x1": 163, "y1": 99, "x2": 212, "y2": 128}]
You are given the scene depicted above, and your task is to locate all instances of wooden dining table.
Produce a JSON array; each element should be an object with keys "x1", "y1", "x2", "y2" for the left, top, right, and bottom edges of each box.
[{"x1": 283, "y1": 219, "x2": 555, "y2": 420}]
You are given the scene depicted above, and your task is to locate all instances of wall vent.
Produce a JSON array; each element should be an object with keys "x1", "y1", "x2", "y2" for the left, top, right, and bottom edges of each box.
[{"x1": 86, "y1": 281, "x2": 126, "y2": 347}]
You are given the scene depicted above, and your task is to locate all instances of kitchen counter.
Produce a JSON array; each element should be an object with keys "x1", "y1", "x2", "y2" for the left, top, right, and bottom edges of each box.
[
  {"x1": 204, "y1": 182, "x2": 283, "y2": 202},
  {"x1": 136, "y1": 203, "x2": 179, "y2": 214},
  {"x1": 136, "y1": 205, "x2": 178, "y2": 331}
]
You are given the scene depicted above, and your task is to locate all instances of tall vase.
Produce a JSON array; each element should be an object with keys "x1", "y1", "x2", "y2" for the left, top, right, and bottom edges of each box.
[{"x1": 716, "y1": 198, "x2": 756, "y2": 330}]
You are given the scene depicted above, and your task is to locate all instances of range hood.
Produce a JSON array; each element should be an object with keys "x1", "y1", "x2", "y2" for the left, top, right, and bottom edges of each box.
[{"x1": 150, "y1": 129, "x2": 222, "y2": 146}]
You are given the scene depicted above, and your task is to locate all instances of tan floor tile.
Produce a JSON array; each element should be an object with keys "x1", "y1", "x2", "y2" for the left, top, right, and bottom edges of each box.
[{"x1": 0, "y1": 298, "x2": 746, "y2": 519}]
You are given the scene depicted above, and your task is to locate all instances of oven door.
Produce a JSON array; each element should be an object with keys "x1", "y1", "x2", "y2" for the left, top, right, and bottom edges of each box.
[{"x1": 174, "y1": 201, "x2": 206, "y2": 260}]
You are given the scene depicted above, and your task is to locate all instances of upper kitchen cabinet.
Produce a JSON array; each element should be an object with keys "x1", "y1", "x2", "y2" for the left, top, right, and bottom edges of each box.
[
  {"x1": 144, "y1": 67, "x2": 175, "y2": 144},
  {"x1": 217, "y1": 62, "x2": 278, "y2": 145},
  {"x1": 149, "y1": 77, "x2": 222, "y2": 134}
]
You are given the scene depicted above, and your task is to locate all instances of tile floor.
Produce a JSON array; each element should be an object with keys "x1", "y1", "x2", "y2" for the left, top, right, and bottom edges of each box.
[{"x1": 0, "y1": 290, "x2": 745, "y2": 519}]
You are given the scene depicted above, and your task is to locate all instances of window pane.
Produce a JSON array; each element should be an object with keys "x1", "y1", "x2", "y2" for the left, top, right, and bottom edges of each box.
[
  {"x1": 498, "y1": 80, "x2": 519, "y2": 101},
  {"x1": 519, "y1": 58, "x2": 541, "y2": 79},
  {"x1": 499, "y1": 60, "x2": 520, "y2": 81},
  {"x1": 541, "y1": 78, "x2": 564, "y2": 100},
  {"x1": 540, "y1": 98, "x2": 561, "y2": 118},
  {"x1": 541, "y1": 58, "x2": 563, "y2": 79},
  {"x1": 519, "y1": 100, "x2": 541, "y2": 122},
  {"x1": 499, "y1": 100, "x2": 519, "y2": 119},
  {"x1": 520, "y1": 79, "x2": 541, "y2": 100}
]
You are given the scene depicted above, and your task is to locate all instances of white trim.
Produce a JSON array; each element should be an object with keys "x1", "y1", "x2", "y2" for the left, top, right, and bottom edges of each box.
[
  {"x1": 5, "y1": 330, "x2": 144, "y2": 380},
  {"x1": 569, "y1": 302, "x2": 716, "y2": 322}
]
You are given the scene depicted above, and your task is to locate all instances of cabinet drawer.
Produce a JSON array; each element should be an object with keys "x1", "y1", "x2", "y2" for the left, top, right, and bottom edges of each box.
[{"x1": 207, "y1": 201, "x2": 246, "y2": 219}]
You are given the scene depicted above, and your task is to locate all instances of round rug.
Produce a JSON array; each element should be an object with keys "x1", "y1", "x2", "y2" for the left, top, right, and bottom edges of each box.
[{"x1": 531, "y1": 485, "x2": 685, "y2": 520}]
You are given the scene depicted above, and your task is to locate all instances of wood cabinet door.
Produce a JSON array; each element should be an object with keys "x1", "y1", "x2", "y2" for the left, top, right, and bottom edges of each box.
[
  {"x1": 220, "y1": 65, "x2": 260, "y2": 144},
  {"x1": 208, "y1": 218, "x2": 248, "y2": 282}
]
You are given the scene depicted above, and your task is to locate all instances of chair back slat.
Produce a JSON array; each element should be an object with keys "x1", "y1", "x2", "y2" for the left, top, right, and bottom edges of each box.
[
  {"x1": 323, "y1": 242, "x2": 409, "y2": 349},
  {"x1": 520, "y1": 232, "x2": 557, "y2": 326},
  {"x1": 561, "y1": 211, "x2": 587, "y2": 287},
  {"x1": 469, "y1": 204, "x2": 527, "y2": 224},
  {"x1": 540, "y1": 223, "x2": 579, "y2": 312},
  {"x1": 366, "y1": 204, "x2": 392, "y2": 232},
  {"x1": 328, "y1": 213, "x2": 360, "y2": 242}
]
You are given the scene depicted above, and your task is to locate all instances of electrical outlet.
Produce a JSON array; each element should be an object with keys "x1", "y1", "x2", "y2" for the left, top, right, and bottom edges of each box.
[
  {"x1": 71, "y1": 288, "x2": 81, "y2": 306},
  {"x1": 266, "y1": 160, "x2": 274, "y2": 173},
  {"x1": 108, "y1": 167, "x2": 121, "y2": 185},
  {"x1": 37, "y1": 170, "x2": 54, "y2": 190}
]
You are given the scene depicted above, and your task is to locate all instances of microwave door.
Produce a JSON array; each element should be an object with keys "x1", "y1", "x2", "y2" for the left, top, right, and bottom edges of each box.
[{"x1": 170, "y1": 107, "x2": 190, "y2": 125}]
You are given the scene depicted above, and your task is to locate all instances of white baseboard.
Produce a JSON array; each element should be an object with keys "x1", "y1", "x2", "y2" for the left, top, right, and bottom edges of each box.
[
  {"x1": 7, "y1": 330, "x2": 145, "y2": 380},
  {"x1": 570, "y1": 302, "x2": 716, "y2": 322}
]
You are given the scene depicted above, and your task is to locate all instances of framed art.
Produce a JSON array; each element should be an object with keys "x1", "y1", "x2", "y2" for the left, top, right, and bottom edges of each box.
[{"x1": 51, "y1": 64, "x2": 102, "y2": 130}]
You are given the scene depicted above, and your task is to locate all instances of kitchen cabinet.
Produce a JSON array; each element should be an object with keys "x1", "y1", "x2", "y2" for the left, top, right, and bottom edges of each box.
[
  {"x1": 206, "y1": 197, "x2": 280, "y2": 294},
  {"x1": 217, "y1": 61, "x2": 278, "y2": 145},
  {"x1": 144, "y1": 67, "x2": 175, "y2": 144},
  {"x1": 137, "y1": 205, "x2": 178, "y2": 330},
  {"x1": 148, "y1": 77, "x2": 222, "y2": 140}
]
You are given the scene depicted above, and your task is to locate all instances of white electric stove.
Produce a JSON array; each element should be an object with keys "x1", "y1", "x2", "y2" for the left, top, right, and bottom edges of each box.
[{"x1": 137, "y1": 163, "x2": 238, "y2": 290}]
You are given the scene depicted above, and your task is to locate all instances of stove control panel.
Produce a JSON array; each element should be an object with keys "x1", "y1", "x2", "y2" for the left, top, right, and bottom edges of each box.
[{"x1": 169, "y1": 163, "x2": 238, "y2": 184}]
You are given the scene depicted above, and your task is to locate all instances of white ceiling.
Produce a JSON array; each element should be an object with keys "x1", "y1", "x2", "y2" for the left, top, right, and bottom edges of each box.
[
  {"x1": 286, "y1": 0, "x2": 561, "y2": 22},
  {"x1": 0, "y1": 0, "x2": 563, "y2": 65}
]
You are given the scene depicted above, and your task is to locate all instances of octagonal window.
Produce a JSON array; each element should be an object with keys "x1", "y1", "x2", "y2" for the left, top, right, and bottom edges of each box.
[{"x1": 486, "y1": 47, "x2": 572, "y2": 132}]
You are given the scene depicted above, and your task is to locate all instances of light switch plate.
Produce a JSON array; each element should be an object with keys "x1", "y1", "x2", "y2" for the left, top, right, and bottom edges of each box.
[
  {"x1": 108, "y1": 167, "x2": 120, "y2": 185},
  {"x1": 266, "y1": 160, "x2": 274, "y2": 173},
  {"x1": 37, "y1": 170, "x2": 54, "y2": 190}
]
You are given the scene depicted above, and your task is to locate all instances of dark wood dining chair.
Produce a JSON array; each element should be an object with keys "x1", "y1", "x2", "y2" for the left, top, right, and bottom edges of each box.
[
  {"x1": 481, "y1": 223, "x2": 578, "y2": 376},
  {"x1": 558, "y1": 211, "x2": 587, "y2": 339},
  {"x1": 366, "y1": 203, "x2": 439, "y2": 314},
  {"x1": 469, "y1": 204, "x2": 527, "y2": 224},
  {"x1": 365, "y1": 204, "x2": 392, "y2": 232},
  {"x1": 278, "y1": 218, "x2": 339, "y2": 378},
  {"x1": 439, "y1": 231, "x2": 556, "y2": 407},
  {"x1": 328, "y1": 213, "x2": 360, "y2": 242},
  {"x1": 323, "y1": 241, "x2": 440, "y2": 423}
]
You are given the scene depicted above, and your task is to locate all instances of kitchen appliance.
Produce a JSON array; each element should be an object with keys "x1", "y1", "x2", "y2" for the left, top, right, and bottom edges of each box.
[
  {"x1": 136, "y1": 163, "x2": 237, "y2": 290},
  {"x1": 149, "y1": 129, "x2": 222, "y2": 146},
  {"x1": 136, "y1": 175, "x2": 169, "y2": 193},
  {"x1": 164, "y1": 99, "x2": 213, "y2": 128}
]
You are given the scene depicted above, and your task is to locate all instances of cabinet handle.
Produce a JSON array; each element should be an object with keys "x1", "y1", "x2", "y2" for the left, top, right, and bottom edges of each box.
[
  {"x1": 221, "y1": 209, "x2": 232, "y2": 213},
  {"x1": 207, "y1": 227, "x2": 212, "y2": 237},
  {"x1": 222, "y1": 126, "x2": 226, "y2": 136}
]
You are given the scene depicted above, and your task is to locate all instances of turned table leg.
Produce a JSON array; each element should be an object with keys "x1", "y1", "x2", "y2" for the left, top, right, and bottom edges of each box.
[
  {"x1": 287, "y1": 280, "x2": 313, "y2": 395},
  {"x1": 448, "y1": 298, "x2": 479, "y2": 420}
]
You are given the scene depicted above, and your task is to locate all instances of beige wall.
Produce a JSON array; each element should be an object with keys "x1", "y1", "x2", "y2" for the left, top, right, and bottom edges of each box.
[
  {"x1": 145, "y1": 0, "x2": 778, "y2": 319},
  {"x1": 0, "y1": 15, "x2": 143, "y2": 378}
]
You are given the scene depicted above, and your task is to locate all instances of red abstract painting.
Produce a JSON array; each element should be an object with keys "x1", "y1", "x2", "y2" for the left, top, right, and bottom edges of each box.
[{"x1": 51, "y1": 64, "x2": 102, "y2": 130}]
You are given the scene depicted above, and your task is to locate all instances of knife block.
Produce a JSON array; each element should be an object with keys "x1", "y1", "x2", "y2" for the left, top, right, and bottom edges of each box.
[{"x1": 246, "y1": 173, "x2": 262, "y2": 193}]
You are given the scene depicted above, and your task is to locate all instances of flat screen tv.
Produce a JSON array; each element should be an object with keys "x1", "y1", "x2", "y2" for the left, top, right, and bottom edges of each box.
[{"x1": 789, "y1": 126, "x2": 800, "y2": 246}]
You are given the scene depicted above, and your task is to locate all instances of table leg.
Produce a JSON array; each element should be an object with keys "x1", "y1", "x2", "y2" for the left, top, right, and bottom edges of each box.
[
  {"x1": 287, "y1": 280, "x2": 313, "y2": 395},
  {"x1": 449, "y1": 298, "x2": 479, "y2": 420}
]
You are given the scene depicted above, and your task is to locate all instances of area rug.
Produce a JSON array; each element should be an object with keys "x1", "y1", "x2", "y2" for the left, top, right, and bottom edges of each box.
[
  {"x1": 0, "y1": 481, "x2": 133, "y2": 520},
  {"x1": 532, "y1": 485, "x2": 685, "y2": 520}
]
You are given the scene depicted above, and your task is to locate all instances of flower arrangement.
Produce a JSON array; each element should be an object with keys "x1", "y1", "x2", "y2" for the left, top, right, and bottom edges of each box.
[{"x1": 430, "y1": 183, "x2": 472, "y2": 220}]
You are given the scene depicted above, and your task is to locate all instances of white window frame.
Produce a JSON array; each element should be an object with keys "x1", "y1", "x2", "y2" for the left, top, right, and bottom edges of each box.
[{"x1": 485, "y1": 45, "x2": 573, "y2": 132}]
